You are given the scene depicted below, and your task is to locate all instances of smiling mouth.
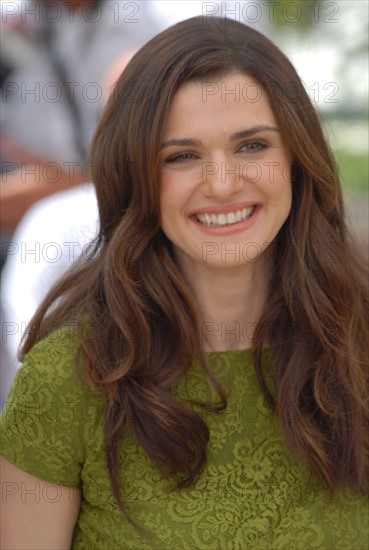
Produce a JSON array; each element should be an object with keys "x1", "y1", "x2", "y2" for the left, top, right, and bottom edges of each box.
[{"x1": 194, "y1": 206, "x2": 256, "y2": 227}]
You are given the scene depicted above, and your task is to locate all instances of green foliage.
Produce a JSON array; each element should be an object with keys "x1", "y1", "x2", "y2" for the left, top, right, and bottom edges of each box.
[
  {"x1": 264, "y1": 0, "x2": 323, "y2": 31},
  {"x1": 334, "y1": 149, "x2": 369, "y2": 195}
]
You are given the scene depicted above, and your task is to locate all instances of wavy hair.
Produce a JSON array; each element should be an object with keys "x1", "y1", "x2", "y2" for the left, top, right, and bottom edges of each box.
[{"x1": 21, "y1": 17, "x2": 369, "y2": 519}]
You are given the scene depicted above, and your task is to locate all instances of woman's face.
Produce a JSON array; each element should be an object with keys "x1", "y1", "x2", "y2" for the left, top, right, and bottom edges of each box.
[{"x1": 159, "y1": 73, "x2": 292, "y2": 270}]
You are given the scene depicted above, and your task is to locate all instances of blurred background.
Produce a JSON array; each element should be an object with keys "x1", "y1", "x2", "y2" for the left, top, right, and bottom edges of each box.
[
  {"x1": 156, "y1": 0, "x2": 369, "y2": 247},
  {"x1": 0, "y1": 0, "x2": 368, "y2": 403},
  {"x1": 1, "y1": 0, "x2": 367, "y2": 240}
]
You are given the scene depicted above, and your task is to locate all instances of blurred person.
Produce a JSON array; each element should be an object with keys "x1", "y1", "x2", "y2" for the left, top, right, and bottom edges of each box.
[
  {"x1": 0, "y1": 0, "x2": 161, "y2": 233},
  {"x1": 1, "y1": 16, "x2": 368, "y2": 549},
  {"x1": 0, "y1": 183, "x2": 98, "y2": 404},
  {"x1": 0, "y1": 51, "x2": 133, "y2": 405},
  {"x1": 0, "y1": 0, "x2": 159, "y2": 397}
]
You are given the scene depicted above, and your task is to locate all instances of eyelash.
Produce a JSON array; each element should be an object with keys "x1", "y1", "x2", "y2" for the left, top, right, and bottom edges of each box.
[
  {"x1": 164, "y1": 141, "x2": 268, "y2": 163},
  {"x1": 238, "y1": 140, "x2": 267, "y2": 153},
  {"x1": 165, "y1": 152, "x2": 198, "y2": 163}
]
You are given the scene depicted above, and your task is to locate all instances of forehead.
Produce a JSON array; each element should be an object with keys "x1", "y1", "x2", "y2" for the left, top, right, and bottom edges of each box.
[{"x1": 165, "y1": 73, "x2": 277, "y2": 136}]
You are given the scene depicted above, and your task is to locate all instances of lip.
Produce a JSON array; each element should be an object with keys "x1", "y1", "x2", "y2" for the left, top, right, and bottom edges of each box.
[
  {"x1": 189, "y1": 201, "x2": 261, "y2": 216},
  {"x1": 190, "y1": 204, "x2": 262, "y2": 235}
]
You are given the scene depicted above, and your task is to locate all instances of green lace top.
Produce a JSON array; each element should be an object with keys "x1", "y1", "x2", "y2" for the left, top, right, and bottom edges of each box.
[{"x1": 1, "y1": 328, "x2": 368, "y2": 549}]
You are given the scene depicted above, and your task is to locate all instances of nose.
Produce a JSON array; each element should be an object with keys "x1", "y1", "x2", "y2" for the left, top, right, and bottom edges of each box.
[{"x1": 200, "y1": 158, "x2": 245, "y2": 200}]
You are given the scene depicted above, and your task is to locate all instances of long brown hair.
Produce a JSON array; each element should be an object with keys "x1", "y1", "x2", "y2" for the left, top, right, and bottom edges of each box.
[{"x1": 21, "y1": 17, "x2": 369, "y2": 517}]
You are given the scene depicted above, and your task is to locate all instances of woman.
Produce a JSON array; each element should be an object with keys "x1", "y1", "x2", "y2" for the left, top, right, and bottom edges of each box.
[{"x1": 1, "y1": 16, "x2": 368, "y2": 549}]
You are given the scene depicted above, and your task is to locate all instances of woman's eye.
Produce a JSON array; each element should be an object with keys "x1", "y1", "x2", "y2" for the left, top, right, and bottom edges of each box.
[
  {"x1": 239, "y1": 141, "x2": 267, "y2": 153},
  {"x1": 165, "y1": 152, "x2": 198, "y2": 163}
]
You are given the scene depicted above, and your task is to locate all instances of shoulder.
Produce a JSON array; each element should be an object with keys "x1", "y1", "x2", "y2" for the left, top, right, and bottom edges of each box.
[
  {"x1": 14, "y1": 324, "x2": 86, "y2": 393},
  {"x1": 1, "y1": 324, "x2": 103, "y2": 486}
]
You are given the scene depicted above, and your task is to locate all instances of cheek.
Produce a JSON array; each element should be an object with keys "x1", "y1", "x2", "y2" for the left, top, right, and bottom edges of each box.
[
  {"x1": 258, "y1": 158, "x2": 292, "y2": 218},
  {"x1": 276, "y1": 172, "x2": 293, "y2": 223},
  {"x1": 160, "y1": 171, "x2": 195, "y2": 216},
  {"x1": 159, "y1": 172, "x2": 174, "y2": 212},
  {"x1": 257, "y1": 162, "x2": 291, "y2": 193},
  {"x1": 267, "y1": 156, "x2": 292, "y2": 186},
  {"x1": 277, "y1": 159, "x2": 293, "y2": 208},
  {"x1": 274, "y1": 173, "x2": 292, "y2": 217},
  {"x1": 159, "y1": 175, "x2": 186, "y2": 231}
]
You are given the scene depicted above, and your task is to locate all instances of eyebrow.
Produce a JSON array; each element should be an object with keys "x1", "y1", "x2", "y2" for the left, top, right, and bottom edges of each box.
[
  {"x1": 161, "y1": 125, "x2": 279, "y2": 149},
  {"x1": 161, "y1": 138, "x2": 201, "y2": 149},
  {"x1": 230, "y1": 125, "x2": 279, "y2": 140}
]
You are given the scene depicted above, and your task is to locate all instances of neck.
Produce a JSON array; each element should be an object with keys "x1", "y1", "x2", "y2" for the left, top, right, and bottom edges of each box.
[{"x1": 177, "y1": 253, "x2": 271, "y2": 352}]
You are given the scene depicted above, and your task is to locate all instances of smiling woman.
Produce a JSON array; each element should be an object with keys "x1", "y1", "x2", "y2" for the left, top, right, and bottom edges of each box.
[
  {"x1": 159, "y1": 75, "x2": 292, "y2": 276},
  {"x1": 1, "y1": 16, "x2": 368, "y2": 550}
]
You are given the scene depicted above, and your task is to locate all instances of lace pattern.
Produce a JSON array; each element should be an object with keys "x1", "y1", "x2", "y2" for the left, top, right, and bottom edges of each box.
[{"x1": 1, "y1": 329, "x2": 368, "y2": 549}]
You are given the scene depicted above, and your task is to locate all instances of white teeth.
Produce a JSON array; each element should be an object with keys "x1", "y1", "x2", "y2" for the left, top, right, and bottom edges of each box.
[
  {"x1": 227, "y1": 212, "x2": 236, "y2": 224},
  {"x1": 195, "y1": 206, "x2": 255, "y2": 227},
  {"x1": 218, "y1": 214, "x2": 227, "y2": 226}
]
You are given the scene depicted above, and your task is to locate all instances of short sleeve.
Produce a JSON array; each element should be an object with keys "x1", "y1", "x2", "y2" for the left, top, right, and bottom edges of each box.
[{"x1": 0, "y1": 328, "x2": 94, "y2": 487}]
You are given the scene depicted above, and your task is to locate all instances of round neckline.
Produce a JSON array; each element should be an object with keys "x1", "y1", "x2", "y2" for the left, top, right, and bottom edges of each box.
[{"x1": 205, "y1": 347, "x2": 253, "y2": 357}]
